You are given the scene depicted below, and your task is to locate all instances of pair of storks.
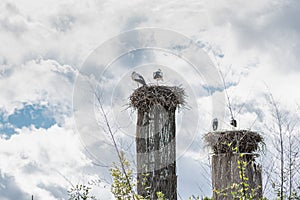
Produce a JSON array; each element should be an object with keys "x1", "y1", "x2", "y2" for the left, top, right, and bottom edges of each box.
[
  {"x1": 131, "y1": 69, "x2": 237, "y2": 130},
  {"x1": 131, "y1": 69, "x2": 163, "y2": 86},
  {"x1": 212, "y1": 117, "x2": 237, "y2": 131}
]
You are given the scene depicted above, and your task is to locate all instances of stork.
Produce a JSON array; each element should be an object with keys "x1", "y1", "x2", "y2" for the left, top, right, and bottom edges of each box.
[
  {"x1": 131, "y1": 71, "x2": 146, "y2": 87},
  {"x1": 230, "y1": 117, "x2": 237, "y2": 128},
  {"x1": 212, "y1": 118, "x2": 218, "y2": 131},
  {"x1": 153, "y1": 69, "x2": 163, "y2": 84}
]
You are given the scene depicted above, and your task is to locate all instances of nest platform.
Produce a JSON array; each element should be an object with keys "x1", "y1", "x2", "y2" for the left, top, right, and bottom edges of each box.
[
  {"x1": 130, "y1": 85, "x2": 185, "y2": 112},
  {"x1": 205, "y1": 130, "x2": 263, "y2": 154}
]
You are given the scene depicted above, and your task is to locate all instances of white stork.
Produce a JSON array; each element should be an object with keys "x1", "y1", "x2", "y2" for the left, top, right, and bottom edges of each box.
[
  {"x1": 212, "y1": 118, "x2": 218, "y2": 131},
  {"x1": 131, "y1": 71, "x2": 146, "y2": 87},
  {"x1": 230, "y1": 117, "x2": 237, "y2": 128},
  {"x1": 153, "y1": 69, "x2": 163, "y2": 84}
]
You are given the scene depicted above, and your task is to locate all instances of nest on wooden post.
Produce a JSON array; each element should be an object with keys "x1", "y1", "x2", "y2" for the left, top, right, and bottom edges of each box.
[
  {"x1": 204, "y1": 130, "x2": 264, "y2": 155},
  {"x1": 130, "y1": 85, "x2": 186, "y2": 112}
]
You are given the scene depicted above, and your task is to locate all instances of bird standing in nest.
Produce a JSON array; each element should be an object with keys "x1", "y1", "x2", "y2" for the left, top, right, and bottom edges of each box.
[
  {"x1": 131, "y1": 71, "x2": 146, "y2": 87},
  {"x1": 153, "y1": 69, "x2": 163, "y2": 84},
  {"x1": 230, "y1": 117, "x2": 237, "y2": 128},
  {"x1": 212, "y1": 118, "x2": 218, "y2": 131}
]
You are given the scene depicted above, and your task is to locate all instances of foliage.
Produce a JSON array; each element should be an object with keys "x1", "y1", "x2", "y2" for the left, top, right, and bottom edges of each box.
[
  {"x1": 204, "y1": 130, "x2": 263, "y2": 155},
  {"x1": 214, "y1": 144, "x2": 262, "y2": 200},
  {"x1": 110, "y1": 151, "x2": 168, "y2": 200},
  {"x1": 68, "y1": 184, "x2": 96, "y2": 200},
  {"x1": 110, "y1": 151, "x2": 139, "y2": 200},
  {"x1": 229, "y1": 153, "x2": 261, "y2": 199},
  {"x1": 290, "y1": 186, "x2": 300, "y2": 200},
  {"x1": 156, "y1": 191, "x2": 167, "y2": 200}
]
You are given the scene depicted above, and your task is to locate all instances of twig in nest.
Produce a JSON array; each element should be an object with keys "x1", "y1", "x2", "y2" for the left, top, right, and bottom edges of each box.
[
  {"x1": 204, "y1": 130, "x2": 264, "y2": 154},
  {"x1": 130, "y1": 85, "x2": 186, "y2": 112}
]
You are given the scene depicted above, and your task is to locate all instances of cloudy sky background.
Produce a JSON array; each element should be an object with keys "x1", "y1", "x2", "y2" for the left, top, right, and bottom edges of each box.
[{"x1": 1, "y1": 0, "x2": 300, "y2": 199}]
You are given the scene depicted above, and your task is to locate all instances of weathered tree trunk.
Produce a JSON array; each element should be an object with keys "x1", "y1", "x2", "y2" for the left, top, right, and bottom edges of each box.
[
  {"x1": 212, "y1": 154, "x2": 262, "y2": 199},
  {"x1": 131, "y1": 85, "x2": 184, "y2": 199},
  {"x1": 205, "y1": 130, "x2": 263, "y2": 200},
  {"x1": 136, "y1": 105, "x2": 177, "y2": 200}
]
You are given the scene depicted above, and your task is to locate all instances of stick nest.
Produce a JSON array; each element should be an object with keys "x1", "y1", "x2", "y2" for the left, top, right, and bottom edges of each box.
[
  {"x1": 130, "y1": 85, "x2": 185, "y2": 112},
  {"x1": 204, "y1": 130, "x2": 264, "y2": 154}
]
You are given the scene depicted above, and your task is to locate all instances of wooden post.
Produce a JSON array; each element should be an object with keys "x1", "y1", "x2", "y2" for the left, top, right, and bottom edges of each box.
[
  {"x1": 136, "y1": 104, "x2": 177, "y2": 199},
  {"x1": 212, "y1": 154, "x2": 262, "y2": 199},
  {"x1": 205, "y1": 130, "x2": 263, "y2": 199},
  {"x1": 131, "y1": 85, "x2": 184, "y2": 200}
]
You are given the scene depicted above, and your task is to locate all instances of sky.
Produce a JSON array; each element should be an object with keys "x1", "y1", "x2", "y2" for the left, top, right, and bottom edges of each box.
[{"x1": 1, "y1": 0, "x2": 300, "y2": 199}]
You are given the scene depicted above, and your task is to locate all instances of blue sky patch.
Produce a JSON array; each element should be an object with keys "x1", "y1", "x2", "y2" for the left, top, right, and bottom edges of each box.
[
  {"x1": 0, "y1": 103, "x2": 56, "y2": 138},
  {"x1": 202, "y1": 81, "x2": 237, "y2": 95}
]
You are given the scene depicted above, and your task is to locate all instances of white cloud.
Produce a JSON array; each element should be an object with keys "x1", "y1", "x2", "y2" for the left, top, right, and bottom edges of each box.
[
  {"x1": 0, "y1": 118, "x2": 112, "y2": 199},
  {"x1": 1, "y1": 0, "x2": 300, "y2": 199},
  {"x1": 0, "y1": 59, "x2": 76, "y2": 114}
]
